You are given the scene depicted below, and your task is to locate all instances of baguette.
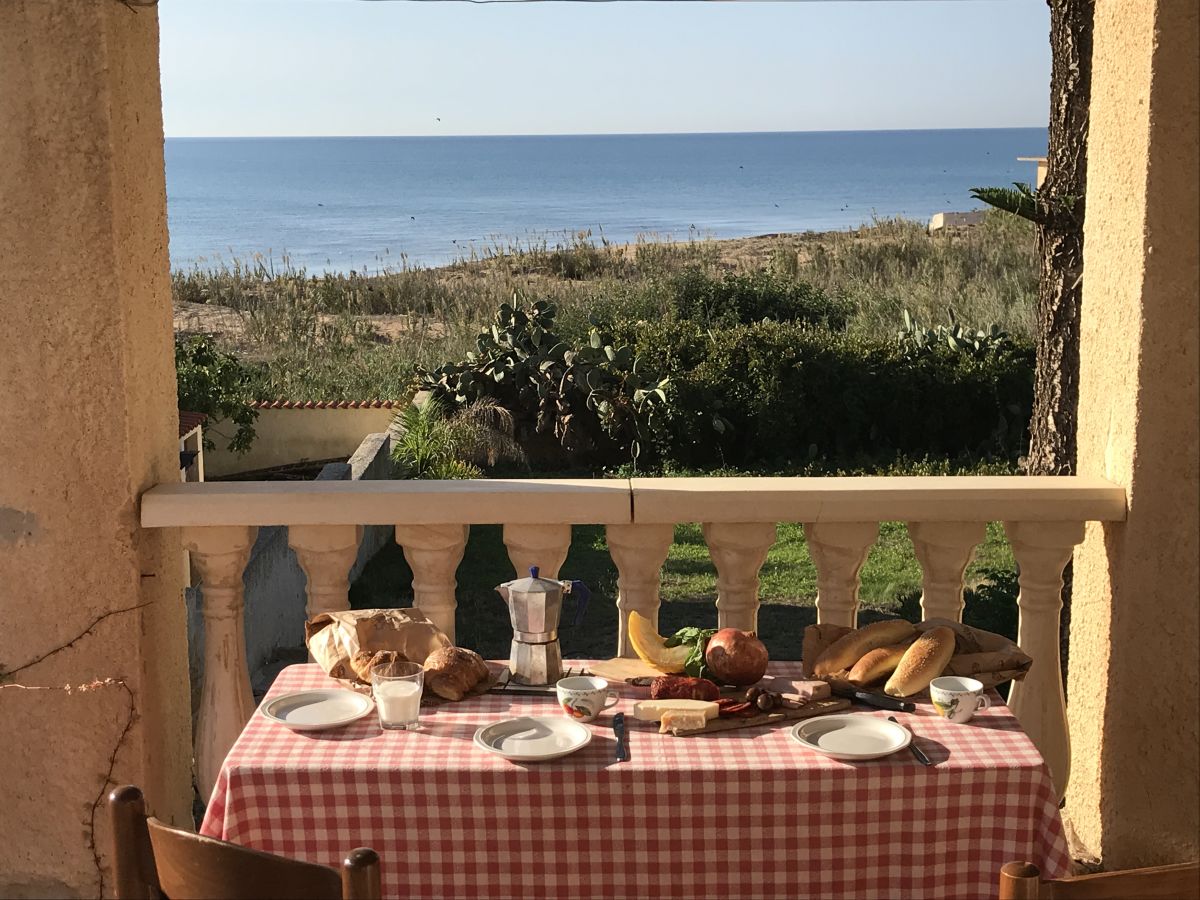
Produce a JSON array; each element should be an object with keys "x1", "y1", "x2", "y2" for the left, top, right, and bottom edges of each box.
[
  {"x1": 847, "y1": 641, "x2": 912, "y2": 686},
  {"x1": 811, "y1": 619, "x2": 917, "y2": 676},
  {"x1": 884, "y1": 626, "x2": 957, "y2": 697}
]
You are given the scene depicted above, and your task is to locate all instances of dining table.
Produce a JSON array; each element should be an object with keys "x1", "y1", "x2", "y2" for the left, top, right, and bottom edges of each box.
[{"x1": 201, "y1": 661, "x2": 1071, "y2": 899}]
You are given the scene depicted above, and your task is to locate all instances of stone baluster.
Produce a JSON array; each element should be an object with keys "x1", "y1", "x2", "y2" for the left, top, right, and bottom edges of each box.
[
  {"x1": 502, "y1": 524, "x2": 572, "y2": 579},
  {"x1": 702, "y1": 522, "x2": 778, "y2": 632},
  {"x1": 908, "y1": 521, "x2": 987, "y2": 622},
  {"x1": 289, "y1": 525, "x2": 362, "y2": 661},
  {"x1": 393, "y1": 524, "x2": 469, "y2": 643},
  {"x1": 1004, "y1": 520, "x2": 1086, "y2": 800},
  {"x1": 182, "y1": 525, "x2": 256, "y2": 800},
  {"x1": 606, "y1": 524, "x2": 675, "y2": 657},
  {"x1": 805, "y1": 522, "x2": 879, "y2": 628},
  {"x1": 289, "y1": 524, "x2": 362, "y2": 619}
]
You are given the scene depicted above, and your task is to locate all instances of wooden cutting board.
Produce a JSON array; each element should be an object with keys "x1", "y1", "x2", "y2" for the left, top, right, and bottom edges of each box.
[
  {"x1": 588, "y1": 657, "x2": 665, "y2": 682},
  {"x1": 666, "y1": 696, "x2": 851, "y2": 737}
]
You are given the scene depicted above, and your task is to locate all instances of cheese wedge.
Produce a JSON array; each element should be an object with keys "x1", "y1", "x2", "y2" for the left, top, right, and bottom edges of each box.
[
  {"x1": 659, "y1": 709, "x2": 711, "y2": 734},
  {"x1": 631, "y1": 699, "x2": 718, "y2": 723}
]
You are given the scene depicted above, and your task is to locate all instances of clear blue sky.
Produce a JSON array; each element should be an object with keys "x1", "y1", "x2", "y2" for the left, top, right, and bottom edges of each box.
[{"x1": 159, "y1": 0, "x2": 1050, "y2": 137}]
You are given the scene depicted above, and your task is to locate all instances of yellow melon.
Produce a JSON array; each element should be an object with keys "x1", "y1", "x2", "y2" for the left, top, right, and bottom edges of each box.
[{"x1": 627, "y1": 611, "x2": 689, "y2": 674}]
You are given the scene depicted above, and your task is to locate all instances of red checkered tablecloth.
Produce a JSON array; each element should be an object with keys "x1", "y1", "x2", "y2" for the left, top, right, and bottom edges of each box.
[{"x1": 201, "y1": 663, "x2": 1070, "y2": 899}]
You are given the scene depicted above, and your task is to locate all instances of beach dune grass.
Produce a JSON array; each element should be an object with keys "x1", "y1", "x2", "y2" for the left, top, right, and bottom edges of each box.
[{"x1": 172, "y1": 214, "x2": 1036, "y2": 402}]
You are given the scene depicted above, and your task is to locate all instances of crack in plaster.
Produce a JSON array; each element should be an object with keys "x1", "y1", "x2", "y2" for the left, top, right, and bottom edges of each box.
[
  {"x1": 1, "y1": 679, "x2": 137, "y2": 899},
  {"x1": 0, "y1": 602, "x2": 150, "y2": 680}
]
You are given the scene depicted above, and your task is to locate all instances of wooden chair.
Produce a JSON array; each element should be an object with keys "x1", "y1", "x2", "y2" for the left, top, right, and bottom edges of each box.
[
  {"x1": 1000, "y1": 859, "x2": 1200, "y2": 899},
  {"x1": 108, "y1": 785, "x2": 381, "y2": 900}
]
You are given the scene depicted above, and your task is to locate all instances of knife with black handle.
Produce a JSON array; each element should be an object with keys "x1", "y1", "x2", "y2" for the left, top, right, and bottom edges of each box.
[
  {"x1": 612, "y1": 712, "x2": 629, "y2": 762},
  {"x1": 830, "y1": 685, "x2": 916, "y2": 713}
]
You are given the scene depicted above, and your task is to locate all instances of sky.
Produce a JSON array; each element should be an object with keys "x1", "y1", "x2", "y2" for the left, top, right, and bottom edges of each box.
[{"x1": 159, "y1": 0, "x2": 1050, "y2": 138}]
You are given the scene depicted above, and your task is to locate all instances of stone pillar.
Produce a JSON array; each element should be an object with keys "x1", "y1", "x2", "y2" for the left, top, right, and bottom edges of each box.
[
  {"x1": 606, "y1": 524, "x2": 675, "y2": 657},
  {"x1": 502, "y1": 524, "x2": 572, "y2": 580},
  {"x1": 394, "y1": 524, "x2": 469, "y2": 642},
  {"x1": 1005, "y1": 521, "x2": 1086, "y2": 801},
  {"x1": 1068, "y1": 0, "x2": 1199, "y2": 868},
  {"x1": 183, "y1": 526, "x2": 257, "y2": 802},
  {"x1": 702, "y1": 522, "x2": 778, "y2": 632},
  {"x1": 907, "y1": 521, "x2": 986, "y2": 622},
  {"x1": 0, "y1": 3, "x2": 192, "y2": 896},
  {"x1": 290, "y1": 524, "x2": 362, "y2": 619},
  {"x1": 805, "y1": 522, "x2": 879, "y2": 628}
]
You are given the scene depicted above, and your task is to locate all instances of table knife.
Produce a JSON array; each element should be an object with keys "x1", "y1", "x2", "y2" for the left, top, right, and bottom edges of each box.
[
  {"x1": 612, "y1": 712, "x2": 630, "y2": 762},
  {"x1": 889, "y1": 716, "x2": 933, "y2": 766},
  {"x1": 831, "y1": 685, "x2": 915, "y2": 713}
]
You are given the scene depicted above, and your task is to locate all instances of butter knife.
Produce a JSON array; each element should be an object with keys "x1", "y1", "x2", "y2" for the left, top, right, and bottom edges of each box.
[{"x1": 613, "y1": 712, "x2": 629, "y2": 762}]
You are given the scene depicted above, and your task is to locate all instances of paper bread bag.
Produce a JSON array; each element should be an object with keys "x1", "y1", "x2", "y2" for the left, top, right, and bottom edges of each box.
[{"x1": 305, "y1": 608, "x2": 451, "y2": 683}]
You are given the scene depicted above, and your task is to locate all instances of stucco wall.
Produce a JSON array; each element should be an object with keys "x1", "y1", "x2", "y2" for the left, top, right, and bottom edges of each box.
[
  {"x1": 205, "y1": 407, "x2": 397, "y2": 477},
  {"x1": 1068, "y1": 0, "x2": 1199, "y2": 868},
  {"x1": 0, "y1": 4, "x2": 191, "y2": 897}
]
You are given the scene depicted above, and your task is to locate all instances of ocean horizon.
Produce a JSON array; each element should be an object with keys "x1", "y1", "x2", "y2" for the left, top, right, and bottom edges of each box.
[{"x1": 165, "y1": 127, "x2": 1046, "y2": 273}]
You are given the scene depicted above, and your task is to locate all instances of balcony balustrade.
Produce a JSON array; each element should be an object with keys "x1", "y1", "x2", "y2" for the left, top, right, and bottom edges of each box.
[{"x1": 141, "y1": 476, "x2": 1126, "y2": 802}]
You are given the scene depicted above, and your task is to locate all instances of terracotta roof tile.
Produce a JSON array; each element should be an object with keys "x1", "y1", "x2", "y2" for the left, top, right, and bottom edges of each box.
[
  {"x1": 248, "y1": 399, "x2": 402, "y2": 410},
  {"x1": 178, "y1": 410, "x2": 207, "y2": 437}
]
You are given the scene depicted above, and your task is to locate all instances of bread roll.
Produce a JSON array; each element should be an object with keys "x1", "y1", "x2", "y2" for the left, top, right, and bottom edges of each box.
[
  {"x1": 847, "y1": 641, "x2": 912, "y2": 686},
  {"x1": 424, "y1": 647, "x2": 489, "y2": 701},
  {"x1": 884, "y1": 626, "x2": 957, "y2": 697},
  {"x1": 811, "y1": 619, "x2": 917, "y2": 676},
  {"x1": 349, "y1": 649, "x2": 408, "y2": 684}
]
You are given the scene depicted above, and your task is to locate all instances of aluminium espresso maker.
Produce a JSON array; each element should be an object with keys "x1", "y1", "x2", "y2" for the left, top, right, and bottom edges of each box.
[{"x1": 495, "y1": 566, "x2": 590, "y2": 685}]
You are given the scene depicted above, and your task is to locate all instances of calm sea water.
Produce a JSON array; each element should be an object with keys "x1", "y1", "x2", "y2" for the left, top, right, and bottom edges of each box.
[{"x1": 165, "y1": 128, "x2": 1046, "y2": 273}]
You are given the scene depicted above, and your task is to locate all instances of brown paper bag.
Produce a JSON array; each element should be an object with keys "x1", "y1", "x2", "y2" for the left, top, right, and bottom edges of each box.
[
  {"x1": 304, "y1": 608, "x2": 451, "y2": 683},
  {"x1": 917, "y1": 617, "x2": 1032, "y2": 688},
  {"x1": 801, "y1": 617, "x2": 1031, "y2": 689}
]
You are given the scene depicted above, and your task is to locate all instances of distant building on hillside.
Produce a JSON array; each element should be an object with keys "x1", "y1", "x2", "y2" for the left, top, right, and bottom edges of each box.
[
  {"x1": 928, "y1": 210, "x2": 988, "y2": 232},
  {"x1": 1018, "y1": 155, "x2": 1050, "y2": 188}
]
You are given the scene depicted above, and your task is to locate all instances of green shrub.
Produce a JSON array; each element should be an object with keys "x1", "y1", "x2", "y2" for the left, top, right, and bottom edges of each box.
[
  {"x1": 625, "y1": 319, "x2": 1033, "y2": 470},
  {"x1": 174, "y1": 335, "x2": 259, "y2": 453},
  {"x1": 390, "y1": 397, "x2": 525, "y2": 479},
  {"x1": 667, "y1": 269, "x2": 852, "y2": 329},
  {"x1": 417, "y1": 298, "x2": 671, "y2": 468}
]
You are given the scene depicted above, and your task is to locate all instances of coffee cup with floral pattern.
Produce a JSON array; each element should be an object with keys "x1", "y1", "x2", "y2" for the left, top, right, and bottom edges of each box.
[
  {"x1": 930, "y1": 675, "x2": 990, "y2": 724},
  {"x1": 556, "y1": 676, "x2": 619, "y2": 723}
]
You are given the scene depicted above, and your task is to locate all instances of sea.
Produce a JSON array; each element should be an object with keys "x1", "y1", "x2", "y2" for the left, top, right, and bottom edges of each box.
[{"x1": 165, "y1": 127, "x2": 1046, "y2": 273}]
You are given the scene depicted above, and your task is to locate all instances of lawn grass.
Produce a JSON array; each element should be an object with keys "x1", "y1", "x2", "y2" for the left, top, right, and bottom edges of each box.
[{"x1": 350, "y1": 521, "x2": 1017, "y2": 662}]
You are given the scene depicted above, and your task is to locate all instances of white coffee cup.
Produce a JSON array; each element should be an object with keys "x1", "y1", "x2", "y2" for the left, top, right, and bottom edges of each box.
[
  {"x1": 556, "y1": 675, "x2": 619, "y2": 723},
  {"x1": 930, "y1": 675, "x2": 991, "y2": 724}
]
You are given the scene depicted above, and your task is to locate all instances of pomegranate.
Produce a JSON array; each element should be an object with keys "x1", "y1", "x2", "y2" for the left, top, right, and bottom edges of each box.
[{"x1": 705, "y1": 628, "x2": 769, "y2": 686}]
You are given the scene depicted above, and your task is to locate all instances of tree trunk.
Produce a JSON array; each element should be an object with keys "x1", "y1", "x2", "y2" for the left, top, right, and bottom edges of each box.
[
  {"x1": 1029, "y1": 0, "x2": 1092, "y2": 477},
  {"x1": 1031, "y1": 0, "x2": 1093, "y2": 682}
]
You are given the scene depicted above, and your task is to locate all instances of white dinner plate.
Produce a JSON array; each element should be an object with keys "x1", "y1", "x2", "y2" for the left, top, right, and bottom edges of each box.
[
  {"x1": 790, "y1": 714, "x2": 912, "y2": 761},
  {"x1": 473, "y1": 716, "x2": 592, "y2": 762},
  {"x1": 260, "y1": 689, "x2": 375, "y2": 731}
]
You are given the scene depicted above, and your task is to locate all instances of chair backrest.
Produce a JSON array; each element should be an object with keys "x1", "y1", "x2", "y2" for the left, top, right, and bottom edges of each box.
[
  {"x1": 1000, "y1": 860, "x2": 1200, "y2": 900},
  {"x1": 108, "y1": 785, "x2": 381, "y2": 900}
]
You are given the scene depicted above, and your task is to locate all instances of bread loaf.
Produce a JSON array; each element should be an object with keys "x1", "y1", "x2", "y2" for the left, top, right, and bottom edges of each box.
[
  {"x1": 847, "y1": 641, "x2": 911, "y2": 686},
  {"x1": 884, "y1": 626, "x2": 957, "y2": 697},
  {"x1": 811, "y1": 619, "x2": 917, "y2": 676}
]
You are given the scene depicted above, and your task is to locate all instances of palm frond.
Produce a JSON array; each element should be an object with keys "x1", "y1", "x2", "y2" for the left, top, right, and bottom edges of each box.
[{"x1": 970, "y1": 183, "x2": 1041, "y2": 223}]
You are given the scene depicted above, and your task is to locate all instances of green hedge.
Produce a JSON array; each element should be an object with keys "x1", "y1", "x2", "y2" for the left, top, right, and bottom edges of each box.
[
  {"x1": 625, "y1": 320, "x2": 1033, "y2": 470},
  {"x1": 667, "y1": 269, "x2": 852, "y2": 329}
]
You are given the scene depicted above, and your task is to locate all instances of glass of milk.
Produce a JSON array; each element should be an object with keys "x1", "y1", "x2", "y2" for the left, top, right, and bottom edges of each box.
[{"x1": 370, "y1": 661, "x2": 424, "y2": 730}]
